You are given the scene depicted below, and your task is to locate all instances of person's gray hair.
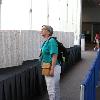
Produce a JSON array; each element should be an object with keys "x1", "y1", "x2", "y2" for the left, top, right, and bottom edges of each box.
[{"x1": 42, "y1": 25, "x2": 53, "y2": 36}]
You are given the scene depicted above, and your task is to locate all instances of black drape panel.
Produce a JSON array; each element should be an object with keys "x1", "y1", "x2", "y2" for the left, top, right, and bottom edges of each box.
[
  {"x1": 61, "y1": 46, "x2": 81, "y2": 74},
  {"x1": 29, "y1": 66, "x2": 36, "y2": 99},
  {"x1": 15, "y1": 73, "x2": 22, "y2": 100},
  {"x1": 25, "y1": 70, "x2": 30, "y2": 100},
  {"x1": 4, "y1": 78, "x2": 12, "y2": 100},
  {"x1": 0, "y1": 81, "x2": 4, "y2": 100},
  {"x1": 20, "y1": 71, "x2": 26, "y2": 100},
  {"x1": 10, "y1": 76, "x2": 17, "y2": 100},
  {"x1": 34, "y1": 65, "x2": 44, "y2": 96}
]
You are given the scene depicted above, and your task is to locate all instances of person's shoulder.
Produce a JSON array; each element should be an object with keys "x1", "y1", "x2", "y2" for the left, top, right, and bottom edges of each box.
[{"x1": 49, "y1": 37, "x2": 57, "y2": 44}]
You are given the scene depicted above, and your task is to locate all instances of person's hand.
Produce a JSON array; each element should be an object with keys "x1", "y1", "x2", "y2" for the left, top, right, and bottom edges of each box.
[{"x1": 50, "y1": 67, "x2": 54, "y2": 76}]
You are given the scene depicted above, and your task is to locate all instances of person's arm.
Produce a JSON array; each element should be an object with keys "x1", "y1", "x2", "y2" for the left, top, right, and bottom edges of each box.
[
  {"x1": 51, "y1": 54, "x2": 58, "y2": 69},
  {"x1": 49, "y1": 54, "x2": 57, "y2": 76},
  {"x1": 49, "y1": 38, "x2": 58, "y2": 76}
]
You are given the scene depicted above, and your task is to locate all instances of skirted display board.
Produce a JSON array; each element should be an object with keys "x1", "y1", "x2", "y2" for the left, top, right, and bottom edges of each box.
[{"x1": 0, "y1": 46, "x2": 81, "y2": 100}]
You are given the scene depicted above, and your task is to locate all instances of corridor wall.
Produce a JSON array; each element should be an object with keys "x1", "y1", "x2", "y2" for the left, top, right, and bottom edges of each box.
[{"x1": 0, "y1": 30, "x2": 74, "y2": 68}]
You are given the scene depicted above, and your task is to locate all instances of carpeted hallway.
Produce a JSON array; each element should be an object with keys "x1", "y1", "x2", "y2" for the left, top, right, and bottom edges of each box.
[{"x1": 36, "y1": 50, "x2": 97, "y2": 100}]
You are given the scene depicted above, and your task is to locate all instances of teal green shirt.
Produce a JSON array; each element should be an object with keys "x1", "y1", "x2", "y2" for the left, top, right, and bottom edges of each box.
[{"x1": 41, "y1": 38, "x2": 58, "y2": 64}]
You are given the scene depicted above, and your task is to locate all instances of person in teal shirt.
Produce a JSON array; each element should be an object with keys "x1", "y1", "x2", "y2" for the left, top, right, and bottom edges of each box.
[
  {"x1": 41, "y1": 37, "x2": 59, "y2": 64},
  {"x1": 40, "y1": 25, "x2": 61, "y2": 100}
]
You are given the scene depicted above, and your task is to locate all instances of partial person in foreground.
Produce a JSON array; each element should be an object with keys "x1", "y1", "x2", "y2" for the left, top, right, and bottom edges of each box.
[{"x1": 94, "y1": 32, "x2": 100, "y2": 51}]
